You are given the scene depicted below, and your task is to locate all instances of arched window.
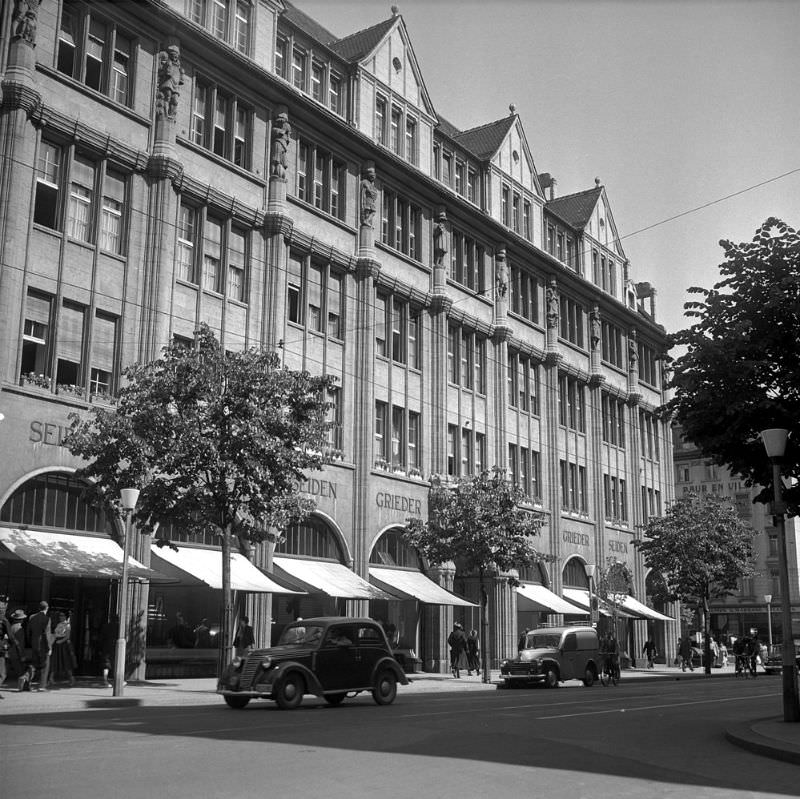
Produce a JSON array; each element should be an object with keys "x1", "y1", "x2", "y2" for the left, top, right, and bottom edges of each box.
[
  {"x1": 276, "y1": 516, "x2": 344, "y2": 561},
  {"x1": 0, "y1": 473, "x2": 112, "y2": 534},
  {"x1": 517, "y1": 562, "x2": 549, "y2": 586},
  {"x1": 562, "y1": 557, "x2": 589, "y2": 588},
  {"x1": 370, "y1": 528, "x2": 421, "y2": 569}
]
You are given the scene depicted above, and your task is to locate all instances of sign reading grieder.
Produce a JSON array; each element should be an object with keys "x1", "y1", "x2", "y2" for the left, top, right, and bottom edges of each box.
[{"x1": 375, "y1": 490, "x2": 423, "y2": 516}]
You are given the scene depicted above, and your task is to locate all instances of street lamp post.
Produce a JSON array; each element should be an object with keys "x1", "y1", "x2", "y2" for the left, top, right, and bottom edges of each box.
[
  {"x1": 586, "y1": 564, "x2": 597, "y2": 628},
  {"x1": 760, "y1": 429, "x2": 800, "y2": 722},
  {"x1": 764, "y1": 594, "x2": 773, "y2": 653},
  {"x1": 114, "y1": 487, "x2": 140, "y2": 698}
]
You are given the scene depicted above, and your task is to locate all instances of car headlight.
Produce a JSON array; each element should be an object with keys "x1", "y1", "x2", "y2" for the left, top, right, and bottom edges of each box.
[{"x1": 261, "y1": 656, "x2": 272, "y2": 669}]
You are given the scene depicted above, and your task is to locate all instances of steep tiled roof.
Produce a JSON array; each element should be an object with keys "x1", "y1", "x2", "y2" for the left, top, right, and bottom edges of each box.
[
  {"x1": 546, "y1": 187, "x2": 603, "y2": 230},
  {"x1": 282, "y1": 1, "x2": 338, "y2": 48},
  {"x1": 436, "y1": 115, "x2": 463, "y2": 142},
  {"x1": 329, "y1": 17, "x2": 398, "y2": 61},
  {"x1": 453, "y1": 115, "x2": 517, "y2": 160}
]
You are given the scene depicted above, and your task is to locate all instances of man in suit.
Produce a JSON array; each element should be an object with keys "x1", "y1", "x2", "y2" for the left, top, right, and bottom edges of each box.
[
  {"x1": 28, "y1": 601, "x2": 53, "y2": 690},
  {"x1": 0, "y1": 594, "x2": 21, "y2": 695}
]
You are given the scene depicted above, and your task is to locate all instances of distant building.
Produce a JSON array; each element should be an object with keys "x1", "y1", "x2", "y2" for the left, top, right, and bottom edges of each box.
[
  {"x1": 0, "y1": 0, "x2": 673, "y2": 677},
  {"x1": 673, "y1": 425, "x2": 800, "y2": 646}
]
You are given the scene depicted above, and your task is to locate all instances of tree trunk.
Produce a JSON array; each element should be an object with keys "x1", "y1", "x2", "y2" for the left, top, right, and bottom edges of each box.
[
  {"x1": 703, "y1": 594, "x2": 712, "y2": 675},
  {"x1": 218, "y1": 523, "x2": 235, "y2": 678},
  {"x1": 479, "y1": 574, "x2": 489, "y2": 684}
]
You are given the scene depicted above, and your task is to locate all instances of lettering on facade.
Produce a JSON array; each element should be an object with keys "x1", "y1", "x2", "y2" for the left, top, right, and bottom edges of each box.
[
  {"x1": 608, "y1": 539, "x2": 628, "y2": 554},
  {"x1": 562, "y1": 530, "x2": 589, "y2": 547},
  {"x1": 29, "y1": 420, "x2": 69, "y2": 447},
  {"x1": 376, "y1": 492, "x2": 422, "y2": 516},
  {"x1": 298, "y1": 478, "x2": 337, "y2": 500}
]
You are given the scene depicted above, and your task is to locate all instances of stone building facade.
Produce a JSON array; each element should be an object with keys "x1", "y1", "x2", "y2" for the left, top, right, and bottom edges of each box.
[{"x1": 0, "y1": 0, "x2": 674, "y2": 677}]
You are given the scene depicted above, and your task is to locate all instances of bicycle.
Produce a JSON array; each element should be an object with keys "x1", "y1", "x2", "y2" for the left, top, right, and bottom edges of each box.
[{"x1": 599, "y1": 654, "x2": 620, "y2": 686}]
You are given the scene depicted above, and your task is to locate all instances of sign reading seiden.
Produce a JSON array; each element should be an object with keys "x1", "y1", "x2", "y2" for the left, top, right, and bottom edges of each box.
[{"x1": 376, "y1": 492, "x2": 422, "y2": 516}]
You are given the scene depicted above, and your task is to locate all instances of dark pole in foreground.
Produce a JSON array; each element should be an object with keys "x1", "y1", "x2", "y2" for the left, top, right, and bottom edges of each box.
[{"x1": 761, "y1": 429, "x2": 800, "y2": 723}]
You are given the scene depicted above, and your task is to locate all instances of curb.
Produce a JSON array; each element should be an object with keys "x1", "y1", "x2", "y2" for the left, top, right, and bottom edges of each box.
[
  {"x1": 725, "y1": 718, "x2": 800, "y2": 765},
  {"x1": 84, "y1": 697, "x2": 143, "y2": 709}
]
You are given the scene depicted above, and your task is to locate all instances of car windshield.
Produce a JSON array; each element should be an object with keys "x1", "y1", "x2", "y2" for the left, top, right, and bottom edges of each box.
[
  {"x1": 277, "y1": 624, "x2": 324, "y2": 646},
  {"x1": 527, "y1": 633, "x2": 561, "y2": 649}
]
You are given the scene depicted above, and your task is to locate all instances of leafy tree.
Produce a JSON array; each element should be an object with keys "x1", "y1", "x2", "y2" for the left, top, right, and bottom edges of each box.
[
  {"x1": 665, "y1": 218, "x2": 800, "y2": 510},
  {"x1": 403, "y1": 469, "x2": 548, "y2": 682},
  {"x1": 66, "y1": 324, "x2": 335, "y2": 672},
  {"x1": 634, "y1": 492, "x2": 755, "y2": 674},
  {"x1": 594, "y1": 559, "x2": 633, "y2": 642}
]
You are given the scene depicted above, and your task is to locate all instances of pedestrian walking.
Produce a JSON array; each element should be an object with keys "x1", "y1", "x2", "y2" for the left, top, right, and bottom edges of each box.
[
  {"x1": 642, "y1": 638, "x2": 657, "y2": 669},
  {"x1": 719, "y1": 639, "x2": 728, "y2": 668},
  {"x1": 466, "y1": 629, "x2": 480, "y2": 676},
  {"x1": 0, "y1": 594, "x2": 22, "y2": 695},
  {"x1": 50, "y1": 611, "x2": 77, "y2": 685},
  {"x1": 447, "y1": 622, "x2": 467, "y2": 678},
  {"x1": 678, "y1": 636, "x2": 694, "y2": 672},
  {"x1": 710, "y1": 637, "x2": 720, "y2": 668},
  {"x1": 517, "y1": 627, "x2": 530, "y2": 652},
  {"x1": 28, "y1": 601, "x2": 53, "y2": 690},
  {"x1": 234, "y1": 616, "x2": 255, "y2": 657},
  {"x1": 8, "y1": 609, "x2": 33, "y2": 691}
]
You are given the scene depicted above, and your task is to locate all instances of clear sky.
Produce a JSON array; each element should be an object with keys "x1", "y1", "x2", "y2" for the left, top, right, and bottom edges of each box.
[{"x1": 294, "y1": 0, "x2": 800, "y2": 336}]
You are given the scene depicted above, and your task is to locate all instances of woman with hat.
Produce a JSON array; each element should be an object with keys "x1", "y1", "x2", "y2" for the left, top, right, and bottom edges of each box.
[{"x1": 8, "y1": 609, "x2": 33, "y2": 691}]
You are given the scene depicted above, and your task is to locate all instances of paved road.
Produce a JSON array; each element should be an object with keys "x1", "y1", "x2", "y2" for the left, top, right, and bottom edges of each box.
[{"x1": 1, "y1": 678, "x2": 795, "y2": 799}]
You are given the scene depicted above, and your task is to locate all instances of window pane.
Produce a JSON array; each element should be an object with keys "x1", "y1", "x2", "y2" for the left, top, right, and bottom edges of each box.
[{"x1": 203, "y1": 217, "x2": 222, "y2": 291}]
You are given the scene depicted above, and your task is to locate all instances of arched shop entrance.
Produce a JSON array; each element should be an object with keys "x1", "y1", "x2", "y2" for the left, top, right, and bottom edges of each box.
[
  {"x1": 367, "y1": 527, "x2": 477, "y2": 673},
  {"x1": 561, "y1": 557, "x2": 594, "y2": 624},
  {"x1": 0, "y1": 471, "x2": 161, "y2": 677},
  {"x1": 271, "y1": 515, "x2": 392, "y2": 644}
]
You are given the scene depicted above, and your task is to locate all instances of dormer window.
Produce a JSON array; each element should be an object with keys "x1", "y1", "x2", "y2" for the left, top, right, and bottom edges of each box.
[{"x1": 292, "y1": 47, "x2": 307, "y2": 91}]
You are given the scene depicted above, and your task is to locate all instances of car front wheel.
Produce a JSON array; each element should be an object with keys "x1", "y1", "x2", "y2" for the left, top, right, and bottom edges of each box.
[
  {"x1": 372, "y1": 670, "x2": 398, "y2": 705},
  {"x1": 544, "y1": 667, "x2": 559, "y2": 688},
  {"x1": 275, "y1": 672, "x2": 305, "y2": 710},
  {"x1": 224, "y1": 695, "x2": 250, "y2": 709}
]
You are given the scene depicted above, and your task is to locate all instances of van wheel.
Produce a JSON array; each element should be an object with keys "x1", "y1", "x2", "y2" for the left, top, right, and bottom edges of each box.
[
  {"x1": 544, "y1": 667, "x2": 559, "y2": 688},
  {"x1": 583, "y1": 667, "x2": 595, "y2": 687}
]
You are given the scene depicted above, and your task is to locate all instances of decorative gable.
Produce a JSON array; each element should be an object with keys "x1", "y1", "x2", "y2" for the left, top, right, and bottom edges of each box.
[{"x1": 490, "y1": 114, "x2": 542, "y2": 197}]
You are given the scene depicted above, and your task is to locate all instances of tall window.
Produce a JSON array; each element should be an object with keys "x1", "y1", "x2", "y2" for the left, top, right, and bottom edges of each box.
[
  {"x1": 56, "y1": 301, "x2": 85, "y2": 389},
  {"x1": 100, "y1": 170, "x2": 126, "y2": 254},
  {"x1": 311, "y1": 60, "x2": 323, "y2": 101},
  {"x1": 375, "y1": 401, "x2": 388, "y2": 464},
  {"x1": 328, "y1": 74, "x2": 342, "y2": 115},
  {"x1": 604, "y1": 474, "x2": 628, "y2": 522},
  {"x1": 467, "y1": 169, "x2": 478, "y2": 204},
  {"x1": 602, "y1": 393, "x2": 626, "y2": 447},
  {"x1": 189, "y1": 0, "x2": 251, "y2": 53},
  {"x1": 34, "y1": 141, "x2": 62, "y2": 229},
  {"x1": 295, "y1": 137, "x2": 346, "y2": 221},
  {"x1": 20, "y1": 290, "x2": 52, "y2": 381},
  {"x1": 375, "y1": 97, "x2": 387, "y2": 145},
  {"x1": 177, "y1": 204, "x2": 197, "y2": 283},
  {"x1": 292, "y1": 47, "x2": 307, "y2": 90},
  {"x1": 512, "y1": 193, "x2": 520, "y2": 233},
  {"x1": 559, "y1": 374, "x2": 585, "y2": 432},
  {"x1": 376, "y1": 294, "x2": 419, "y2": 367},
  {"x1": 326, "y1": 386, "x2": 343, "y2": 453},
  {"x1": 408, "y1": 412, "x2": 420, "y2": 470},
  {"x1": 508, "y1": 352, "x2": 539, "y2": 414},
  {"x1": 601, "y1": 320, "x2": 624, "y2": 368},
  {"x1": 502, "y1": 185, "x2": 510, "y2": 226},
  {"x1": 508, "y1": 265, "x2": 538, "y2": 323},
  {"x1": 639, "y1": 410, "x2": 661, "y2": 461},
  {"x1": 390, "y1": 107, "x2": 401, "y2": 154},
  {"x1": 405, "y1": 118, "x2": 417, "y2": 165},
  {"x1": 391, "y1": 406, "x2": 405, "y2": 469},
  {"x1": 288, "y1": 252, "x2": 345, "y2": 339},
  {"x1": 380, "y1": 188, "x2": 421, "y2": 260},
  {"x1": 558, "y1": 296, "x2": 585, "y2": 348},
  {"x1": 57, "y1": 5, "x2": 135, "y2": 106},
  {"x1": 447, "y1": 425, "x2": 457, "y2": 476},
  {"x1": 275, "y1": 35, "x2": 288, "y2": 78},
  {"x1": 202, "y1": 217, "x2": 222, "y2": 292},
  {"x1": 234, "y1": 1, "x2": 251, "y2": 54},
  {"x1": 67, "y1": 155, "x2": 95, "y2": 242},
  {"x1": 90, "y1": 311, "x2": 117, "y2": 396},
  {"x1": 523, "y1": 201, "x2": 532, "y2": 241},
  {"x1": 227, "y1": 227, "x2": 247, "y2": 301},
  {"x1": 638, "y1": 341, "x2": 660, "y2": 387},
  {"x1": 449, "y1": 229, "x2": 485, "y2": 292},
  {"x1": 190, "y1": 77, "x2": 251, "y2": 167}
]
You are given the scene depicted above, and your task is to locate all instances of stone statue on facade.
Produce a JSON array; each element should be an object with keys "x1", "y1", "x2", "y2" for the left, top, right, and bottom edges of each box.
[
  {"x1": 12, "y1": 0, "x2": 41, "y2": 45},
  {"x1": 590, "y1": 305, "x2": 601, "y2": 351},
  {"x1": 360, "y1": 162, "x2": 378, "y2": 228},
  {"x1": 546, "y1": 278, "x2": 559, "y2": 329},
  {"x1": 628, "y1": 329, "x2": 639, "y2": 371},
  {"x1": 270, "y1": 108, "x2": 291, "y2": 179},
  {"x1": 433, "y1": 208, "x2": 447, "y2": 266},
  {"x1": 156, "y1": 45, "x2": 185, "y2": 121},
  {"x1": 495, "y1": 258, "x2": 508, "y2": 299}
]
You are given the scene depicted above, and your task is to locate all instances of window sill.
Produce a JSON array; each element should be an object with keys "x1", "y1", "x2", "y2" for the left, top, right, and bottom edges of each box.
[{"x1": 286, "y1": 195, "x2": 353, "y2": 233}]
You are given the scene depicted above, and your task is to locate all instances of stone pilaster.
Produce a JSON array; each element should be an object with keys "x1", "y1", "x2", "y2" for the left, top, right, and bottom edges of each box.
[{"x1": 424, "y1": 562, "x2": 456, "y2": 672}]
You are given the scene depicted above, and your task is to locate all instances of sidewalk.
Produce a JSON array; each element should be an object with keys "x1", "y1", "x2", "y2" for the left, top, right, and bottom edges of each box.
[{"x1": 2, "y1": 665, "x2": 797, "y2": 764}]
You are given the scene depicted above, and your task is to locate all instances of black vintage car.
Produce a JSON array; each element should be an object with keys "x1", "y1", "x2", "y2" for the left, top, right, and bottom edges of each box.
[{"x1": 217, "y1": 617, "x2": 408, "y2": 709}]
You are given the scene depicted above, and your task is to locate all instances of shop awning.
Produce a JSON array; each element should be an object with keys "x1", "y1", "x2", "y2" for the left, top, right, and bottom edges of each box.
[
  {"x1": 151, "y1": 545, "x2": 303, "y2": 593},
  {"x1": 368, "y1": 567, "x2": 478, "y2": 606},
  {"x1": 616, "y1": 594, "x2": 674, "y2": 622},
  {"x1": 273, "y1": 556, "x2": 395, "y2": 600},
  {"x1": 517, "y1": 583, "x2": 587, "y2": 615},
  {"x1": 0, "y1": 527, "x2": 164, "y2": 581}
]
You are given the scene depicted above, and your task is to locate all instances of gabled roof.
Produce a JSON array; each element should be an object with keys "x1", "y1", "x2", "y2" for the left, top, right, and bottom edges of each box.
[
  {"x1": 282, "y1": 1, "x2": 338, "y2": 48},
  {"x1": 329, "y1": 16, "x2": 398, "y2": 61},
  {"x1": 453, "y1": 115, "x2": 518, "y2": 160},
  {"x1": 435, "y1": 115, "x2": 463, "y2": 142},
  {"x1": 545, "y1": 187, "x2": 603, "y2": 230}
]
